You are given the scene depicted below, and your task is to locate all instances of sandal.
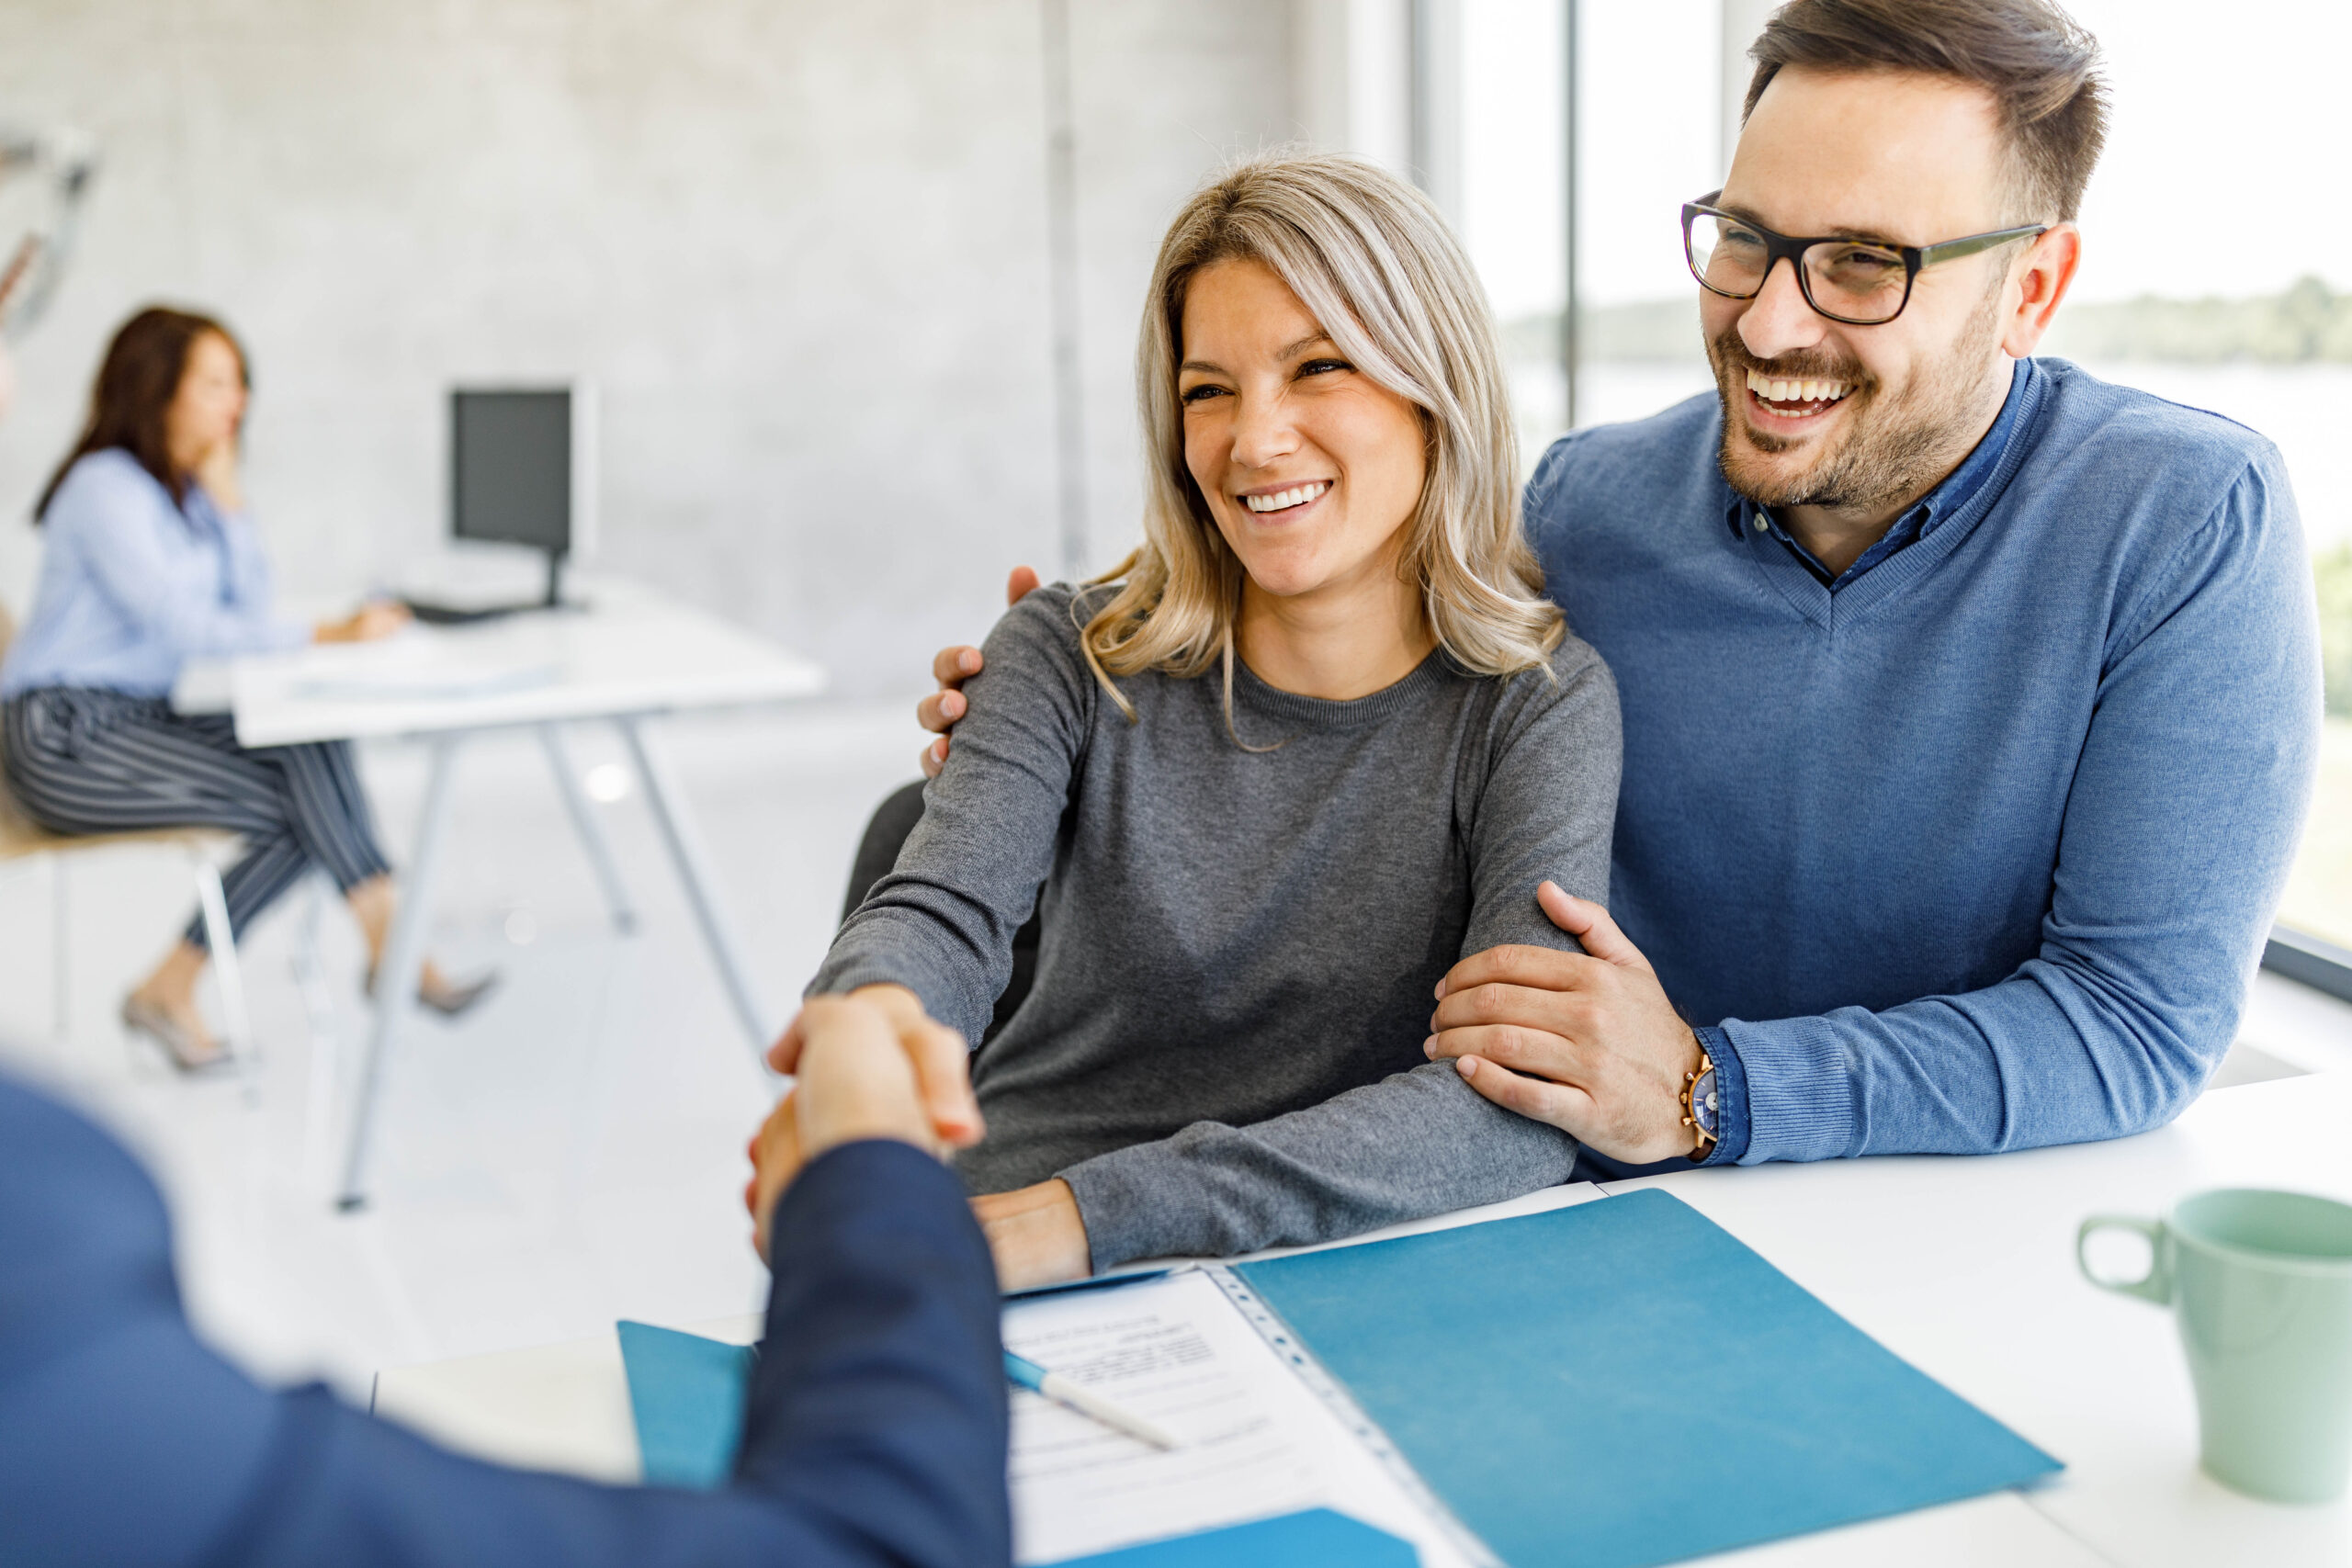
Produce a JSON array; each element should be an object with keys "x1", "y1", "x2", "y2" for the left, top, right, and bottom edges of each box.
[
  {"x1": 121, "y1": 995, "x2": 231, "y2": 1074},
  {"x1": 364, "y1": 966, "x2": 500, "y2": 1020}
]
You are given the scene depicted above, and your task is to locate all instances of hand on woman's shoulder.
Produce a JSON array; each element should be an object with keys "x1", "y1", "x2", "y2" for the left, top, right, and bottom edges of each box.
[
  {"x1": 965, "y1": 580, "x2": 1105, "y2": 717},
  {"x1": 983, "y1": 579, "x2": 1086, "y2": 655}
]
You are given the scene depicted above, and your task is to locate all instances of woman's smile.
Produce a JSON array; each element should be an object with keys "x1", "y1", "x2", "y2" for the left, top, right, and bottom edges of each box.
[{"x1": 1237, "y1": 479, "x2": 1332, "y2": 517}]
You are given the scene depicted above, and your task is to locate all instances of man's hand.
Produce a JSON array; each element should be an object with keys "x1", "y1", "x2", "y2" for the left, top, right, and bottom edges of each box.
[
  {"x1": 745, "y1": 994, "x2": 943, "y2": 1262},
  {"x1": 971, "y1": 1179, "x2": 1091, "y2": 1290},
  {"x1": 769, "y1": 983, "x2": 984, "y2": 1149},
  {"x1": 916, "y1": 565, "x2": 1040, "y2": 778},
  {"x1": 1425, "y1": 881, "x2": 1706, "y2": 1165}
]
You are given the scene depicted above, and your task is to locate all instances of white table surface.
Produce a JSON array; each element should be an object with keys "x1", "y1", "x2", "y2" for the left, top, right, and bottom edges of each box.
[
  {"x1": 371, "y1": 1074, "x2": 2352, "y2": 1564},
  {"x1": 374, "y1": 1310, "x2": 764, "y2": 1486},
  {"x1": 368, "y1": 1172, "x2": 2110, "y2": 1565},
  {"x1": 175, "y1": 579, "x2": 825, "y2": 748},
  {"x1": 359, "y1": 1075, "x2": 2352, "y2": 1566}
]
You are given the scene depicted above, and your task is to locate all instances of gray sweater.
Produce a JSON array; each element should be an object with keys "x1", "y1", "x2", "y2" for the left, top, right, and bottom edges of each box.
[{"x1": 811, "y1": 585, "x2": 1622, "y2": 1269}]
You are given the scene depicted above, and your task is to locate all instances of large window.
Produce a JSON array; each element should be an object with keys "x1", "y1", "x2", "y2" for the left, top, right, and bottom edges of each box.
[
  {"x1": 1456, "y1": 0, "x2": 1567, "y2": 466},
  {"x1": 2049, "y1": 0, "x2": 2352, "y2": 958},
  {"x1": 1458, "y1": 0, "x2": 1720, "y2": 468}
]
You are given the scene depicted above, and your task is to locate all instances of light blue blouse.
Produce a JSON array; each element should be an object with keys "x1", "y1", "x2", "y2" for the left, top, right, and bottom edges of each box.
[{"x1": 1, "y1": 449, "x2": 308, "y2": 700}]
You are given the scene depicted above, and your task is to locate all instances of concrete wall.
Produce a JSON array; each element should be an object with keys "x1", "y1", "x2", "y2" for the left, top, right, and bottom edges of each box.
[{"x1": 0, "y1": 0, "x2": 1298, "y2": 695}]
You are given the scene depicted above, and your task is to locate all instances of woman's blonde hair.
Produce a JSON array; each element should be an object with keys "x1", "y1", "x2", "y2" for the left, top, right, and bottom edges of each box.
[{"x1": 1081, "y1": 150, "x2": 1563, "y2": 720}]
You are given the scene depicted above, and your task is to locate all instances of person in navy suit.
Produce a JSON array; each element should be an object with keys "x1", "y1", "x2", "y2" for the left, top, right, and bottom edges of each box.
[{"x1": 0, "y1": 993, "x2": 1011, "y2": 1568}]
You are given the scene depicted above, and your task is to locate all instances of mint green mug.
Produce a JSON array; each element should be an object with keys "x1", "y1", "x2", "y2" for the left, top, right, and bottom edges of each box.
[{"x1": 2079, "y1": 1188, "x2": 2352, "y2": 1504}]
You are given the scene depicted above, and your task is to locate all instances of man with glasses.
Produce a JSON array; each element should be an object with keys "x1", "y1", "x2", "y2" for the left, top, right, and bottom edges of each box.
[
  {"x1": 1421, "y1": 0, "x2": 2318, "y2": 1184},
  {"x1": 1411, "y1": 0, "x2": 2314, "y2": 1184},
  {"x1": 916, "y1": 0, "x2": 2320, "y2": 1277}
]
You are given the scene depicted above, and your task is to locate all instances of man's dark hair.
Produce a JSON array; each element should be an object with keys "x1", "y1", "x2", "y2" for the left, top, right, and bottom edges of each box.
[{"x1": 1743, "y1": 0, "x2": 2108, "y2": 223}]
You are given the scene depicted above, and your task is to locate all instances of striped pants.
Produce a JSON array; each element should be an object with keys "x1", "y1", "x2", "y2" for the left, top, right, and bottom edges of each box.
[{"x1": 4, "y1": 687, "x2": 393, "y2": 951}]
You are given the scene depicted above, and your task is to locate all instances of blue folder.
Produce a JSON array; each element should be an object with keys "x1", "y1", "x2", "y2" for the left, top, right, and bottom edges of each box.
[
  {"x1": 616, "y1": 1189, "x2": 2058, "y2": 1563},
  {"x1": 1231, "y1": 1188, "x2": 2060, "y2": 1567},
  {"x1": 616, "y1": 1319, "x2": 756, "y2": 1489},
  {"x1": 1051, "y1": 1508, "x2": 1418, "y2": 1566}
]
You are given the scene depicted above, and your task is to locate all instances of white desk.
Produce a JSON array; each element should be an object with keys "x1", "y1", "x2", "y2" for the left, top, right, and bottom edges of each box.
[
  {"x1": 176, "y1": 580, "x2": 825, "y2": 1210},
  {"x1": 371, "y1": 1078, "x2": 2352, "y2": 1562},
  {"x1": 368, "y1": 1176, "x2": 2101, "y2": 1565}
]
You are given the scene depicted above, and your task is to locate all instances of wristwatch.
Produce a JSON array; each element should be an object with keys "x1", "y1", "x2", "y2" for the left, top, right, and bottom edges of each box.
[{"x1": 1680, "y1": 1045, "x2": 1720, "y2": 1164}]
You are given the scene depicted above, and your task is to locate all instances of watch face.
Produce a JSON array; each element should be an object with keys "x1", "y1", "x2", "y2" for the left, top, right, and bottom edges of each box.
[{"x1": 1692, "y1": 1067, "x2": 1720, "y2": 1137}]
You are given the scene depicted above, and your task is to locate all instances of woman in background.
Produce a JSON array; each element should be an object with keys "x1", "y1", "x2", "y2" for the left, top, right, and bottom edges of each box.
[{"x1": 1, "y1": 306, "x2": 491, "y2": 1069}]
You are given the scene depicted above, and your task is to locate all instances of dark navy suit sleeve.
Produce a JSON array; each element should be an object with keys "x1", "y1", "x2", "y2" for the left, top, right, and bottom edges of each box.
[{"x1": 0, "y1": 1075, "x2": 1010, "y2": 1568}]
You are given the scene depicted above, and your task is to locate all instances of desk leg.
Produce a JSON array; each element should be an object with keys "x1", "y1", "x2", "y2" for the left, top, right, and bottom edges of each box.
[
  {"x1": 617, "y1": 716, "x2": 776, "y2": 1065},
  {"x1": 537, "y1": 723, "x2": 638, "y2": 935},
  {"x1": 292, "y1": 877, "x2": 340, "y2": 1190},
  {"x1": 336, "y1": 736, "x2": 464, "y2": 1213}
]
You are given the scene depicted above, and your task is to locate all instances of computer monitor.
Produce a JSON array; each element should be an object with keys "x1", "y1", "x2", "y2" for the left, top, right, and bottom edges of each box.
[{"x1": 448, "y1": 385, "x2": 596, "y2": 609}]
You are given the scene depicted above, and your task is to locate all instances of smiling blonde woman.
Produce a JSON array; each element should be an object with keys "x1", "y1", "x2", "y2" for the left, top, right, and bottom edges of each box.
[
  {"x1": 805, "y1": 152, "x2": 1621, "y2": 1285},
  {"x1": 1085, "y1": 152, "x2": 1566, "y2": 707}
]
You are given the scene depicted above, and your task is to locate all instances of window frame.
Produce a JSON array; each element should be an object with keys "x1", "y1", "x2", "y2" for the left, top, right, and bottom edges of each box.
[{"x1": 2263, "y1": 924, "x2": 2352, "y2": 1005}]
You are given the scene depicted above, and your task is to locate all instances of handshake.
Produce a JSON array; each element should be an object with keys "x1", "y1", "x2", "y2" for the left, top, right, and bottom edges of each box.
[{"x1": 741, "y1": 986, "x2": 986, "y2": 1263}]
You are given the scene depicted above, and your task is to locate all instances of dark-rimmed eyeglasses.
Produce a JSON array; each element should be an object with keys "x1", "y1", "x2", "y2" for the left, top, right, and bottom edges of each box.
[{"x1": 1681, "y1": 193, "x2": 2048, "y2": 326}]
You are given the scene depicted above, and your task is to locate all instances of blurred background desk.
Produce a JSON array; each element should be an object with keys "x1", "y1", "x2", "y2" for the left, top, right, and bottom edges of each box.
[{"x1": 176, "y1": 578, "x2": 825, "y2": 1211}]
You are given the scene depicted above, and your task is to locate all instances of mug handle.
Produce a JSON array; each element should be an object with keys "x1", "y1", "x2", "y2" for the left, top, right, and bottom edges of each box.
[{"x1": 2077, "y1": 1214, "x2": 2172, "y2": 1303}]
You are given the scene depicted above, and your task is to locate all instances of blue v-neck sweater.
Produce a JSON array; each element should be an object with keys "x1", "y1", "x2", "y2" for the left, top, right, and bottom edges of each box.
[{"x1": 1531, "y1": 357, "x2": 2321, "y2": 1169}]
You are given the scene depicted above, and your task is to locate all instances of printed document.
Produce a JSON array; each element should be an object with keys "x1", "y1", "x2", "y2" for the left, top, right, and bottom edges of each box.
[{"x1": 1002, "y1": 1269, "x2": 1474, "y2": 1566}]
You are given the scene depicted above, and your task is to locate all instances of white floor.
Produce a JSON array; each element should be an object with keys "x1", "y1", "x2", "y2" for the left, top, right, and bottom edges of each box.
[{"x1": 5, "y1": 698, "x2": 2352, "y2": 1407}]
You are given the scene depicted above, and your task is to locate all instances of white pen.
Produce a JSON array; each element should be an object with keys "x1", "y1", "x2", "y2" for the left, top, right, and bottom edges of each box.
[{"x1": 1003, "y1": 1349, "x2": 1181, "y2": 1450}]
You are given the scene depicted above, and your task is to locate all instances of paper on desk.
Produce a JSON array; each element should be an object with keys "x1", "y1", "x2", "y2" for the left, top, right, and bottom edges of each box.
[
  {"x1": 285, "y1": 652, "x2": 560, "y2": 702},
  {"x1": 1002, "y1": 1270, "x2": 1473, "y2": 1567},
  {"x1": 287, "y1": 666, "x2": 560, "y2": 701},
  {"x1": 222, "y1": 629, "x2": 559, "y2": 705}
]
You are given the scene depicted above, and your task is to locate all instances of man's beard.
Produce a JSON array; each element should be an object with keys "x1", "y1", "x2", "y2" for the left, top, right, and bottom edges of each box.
[{"x1": 1708, "y1": 285, "x2": 2004, "y2": 515}]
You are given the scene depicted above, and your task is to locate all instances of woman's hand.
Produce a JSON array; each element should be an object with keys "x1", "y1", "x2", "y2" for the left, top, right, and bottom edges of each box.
[
  {"x1": 314, "y1": 601, "x2": 412, "y2": 644},
  {"x1": 972, "y1": 1179, "x2": 1091, "y2": 1290},
  {"x1": 770, "y1": 983, "x2": 984, "y2": 1149},
  {"x1": 192, "y1": 432, "x2": 244, "y2": 515},
  {"x1": 745, "y1": 994, "x2": 944, "y2": 1262}
]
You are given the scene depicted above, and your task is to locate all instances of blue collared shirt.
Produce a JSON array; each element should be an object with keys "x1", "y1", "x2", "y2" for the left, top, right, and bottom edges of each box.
[
  {"x1": 1733, "y1": 358, "x2": 2028, "y2": 592},
  {"x1": 1524, "y1": 356, "x2": 2319, "y2": 1177},
  {"x1": 1690, "y1": 361, "x2": 2029, "y2": 1162},
  {"x1": 1, "y1": 449, "x2": 308, "y2": 701}
]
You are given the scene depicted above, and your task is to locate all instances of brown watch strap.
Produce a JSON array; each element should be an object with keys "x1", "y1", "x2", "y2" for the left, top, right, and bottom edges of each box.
[{"x1": 1679, "y1": 1047, "x2": 1718, "y2": 1164}]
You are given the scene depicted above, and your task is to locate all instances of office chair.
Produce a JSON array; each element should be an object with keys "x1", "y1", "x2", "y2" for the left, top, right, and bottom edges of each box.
[
  {"x1": 0, "y1": 605, "x2": 261, "y2": 1070},
  {"x1": 844, "y1": 780, "x2": 1038, "y2": 1043}
]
